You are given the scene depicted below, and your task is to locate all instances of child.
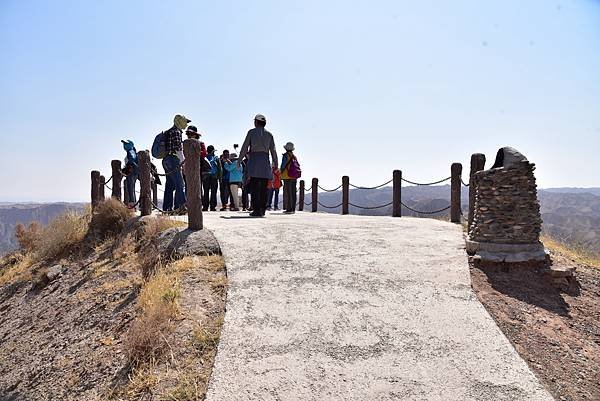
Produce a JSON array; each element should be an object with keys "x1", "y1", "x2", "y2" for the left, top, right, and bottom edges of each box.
[
  {"x1": 224, "y1": 153, "x2": 244, "y2": 211},
  {"x1": 267, "y1": 166, "x2": 282, "y2": 210}
]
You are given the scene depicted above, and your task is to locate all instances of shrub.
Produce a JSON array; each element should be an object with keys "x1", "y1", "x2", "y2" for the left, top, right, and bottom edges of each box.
[
  {"x1": 34, "y1": 209, "x2": 90, "y2": 261},
  {"x1": 14, "y1": 221, "x2": 42, "y2": 253},
  {"x1": 143, "y1": 216, "x2": 185, "y2": 239},
  {"x1": 90, "y1": 198, "x2": 133, "y2": 238}
]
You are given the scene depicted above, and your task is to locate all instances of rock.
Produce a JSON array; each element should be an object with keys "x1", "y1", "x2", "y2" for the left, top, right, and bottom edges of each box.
[
  {"x1": 46, "y1": 265, "x2": 63, "y2": 281},
  {"x1": 158, "y1": 227, "x2": 221, "y2": 259}
]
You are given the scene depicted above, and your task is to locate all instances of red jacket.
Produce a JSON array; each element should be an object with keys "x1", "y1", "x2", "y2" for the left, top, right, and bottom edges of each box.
[{"x1": 268, "y1": 168, "x2": 282, "y2": 189}]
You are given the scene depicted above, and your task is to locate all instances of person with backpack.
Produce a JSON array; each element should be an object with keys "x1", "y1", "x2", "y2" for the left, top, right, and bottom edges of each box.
[
  {"x1": 280, "y1": 142, "x2": 301, "y2": 214},
  {"x1": 223, "y1": 152, "x2": 244, "y2": 211},
  {"x1": 238, "y1": 114, "x2": 278, "y2": 217},
  {"x1": 267, "y1": 166, "x2": 282, "y2": 211},
  {"x1": 153, "y1": 114, "x2": 189, "y2": 212},
  {"x1": 121, "y1": 140, "x2": 139, "y2": 209},
  {"x1": 202, "y1": 145, "x2": 221, "y2": 211}
]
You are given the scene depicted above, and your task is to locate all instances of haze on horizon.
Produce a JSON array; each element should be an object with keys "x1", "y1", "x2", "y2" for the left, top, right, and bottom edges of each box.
[{"x1": 1, "y1": 0, "x2": 599, "y2": 202}]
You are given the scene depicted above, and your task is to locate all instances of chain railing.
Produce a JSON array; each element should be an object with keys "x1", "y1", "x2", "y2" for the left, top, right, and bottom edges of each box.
[{"x1": 92, "y1": 152, "x2": 485, "y2": 226}]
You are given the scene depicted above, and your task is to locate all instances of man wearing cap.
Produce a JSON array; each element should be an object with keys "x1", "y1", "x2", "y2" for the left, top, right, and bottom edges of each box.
[
  {"x1": 162, "y1": 114, "x2": 189, "y2": 211},
  {"x1": 202, "y1": 145, "x2": 221, "y2": 211},
  {"x1": 238, "y1": 114, "x2": 278, "y2": 217}
]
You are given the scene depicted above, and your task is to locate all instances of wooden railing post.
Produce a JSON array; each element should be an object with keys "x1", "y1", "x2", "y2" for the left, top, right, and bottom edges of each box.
[
  {"x1": 342, "y1": 176, "x2": 349, "y2": 215},
  {"x1": 123, "y1": 184, "x2": 130, "y2": 204},
  {"x1": 311, "y1": 178, "x2": 318, "y2": 212},
  {"x1": 152, "y1": 180, "x2": 158, "y2": 207},
  {"x1": 451, "y1": 163, "x2": 462, "y2": 223},
  {"x1": 469, "y1": 153, "x2": 486, "y2": 229},
  {"x1": 183, "y1": 139, "x2": 203, "y2": 230},
  {"x1": 393, "y1": 170, "x2": 402, "y2": 217},
  {"x1": 138, "y1": 150, "x2": 152, "y2": 216},
  {"x1": 298, "y1": 180, "x2": 305, "y2": 212},
  {"x1": 99, "y1": 175, "x2": 106, "y2": 201},
  {"x1": 111, "y1": 160, "x2": 122, "y2": 201},
  {"x1": 91, "y1": 170, "x2": 100, "y2": 208}
]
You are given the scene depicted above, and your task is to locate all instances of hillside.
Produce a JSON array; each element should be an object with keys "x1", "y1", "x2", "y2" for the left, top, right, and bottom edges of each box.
[{"x1": 0, "y1": 200, "x2": 226, "y2": 400}]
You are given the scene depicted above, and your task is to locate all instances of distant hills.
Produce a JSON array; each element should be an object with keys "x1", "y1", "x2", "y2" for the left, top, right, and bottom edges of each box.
[{"x1": 1, "y1": 186, "x2": 599, "y2": 255}]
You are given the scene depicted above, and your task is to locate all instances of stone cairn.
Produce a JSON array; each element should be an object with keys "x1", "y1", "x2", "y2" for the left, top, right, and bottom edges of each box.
[
  {"x1": 466, "y1": 147, "x2": 547, "y2": 263},
  {"x1": 469, "y1": 161, "x2": 541, "y2": 244}
]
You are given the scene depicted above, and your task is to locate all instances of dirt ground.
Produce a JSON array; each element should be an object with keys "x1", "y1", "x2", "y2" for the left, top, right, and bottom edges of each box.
[{"x1": 470, "y1": 252, "x2": 600, "y2": 401}]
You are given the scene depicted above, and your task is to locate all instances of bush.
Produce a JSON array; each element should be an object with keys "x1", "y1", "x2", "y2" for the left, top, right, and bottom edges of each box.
[
  {"x1": 34, "y1": 210, "x2": 91, "y2": 261},
  {"x1": 90, "y1": 198, "x2": 133, "y2": 238},
  {"x1": 14, "y1": 221, "x2": 42, "y2": 253}
]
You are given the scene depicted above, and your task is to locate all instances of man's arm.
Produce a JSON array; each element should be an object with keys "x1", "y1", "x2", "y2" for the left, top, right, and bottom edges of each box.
[
  {"x1": 269, "y1": 134, "x2": 278, "y2": 168},
  {"x1": 238, "y1": 131, "x2": 251, "y2": 165}
]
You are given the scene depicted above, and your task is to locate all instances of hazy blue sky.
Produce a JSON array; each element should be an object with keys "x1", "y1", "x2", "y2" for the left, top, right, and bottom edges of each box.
[{"x1": 1, "y1": 0, "x2": 599, "y2": 202}]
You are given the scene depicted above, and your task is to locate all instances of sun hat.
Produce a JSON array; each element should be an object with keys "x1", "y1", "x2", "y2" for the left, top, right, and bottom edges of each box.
[
  {"x1": 186, "y1": 125, "x2": 200, "y2": 138},
  {"x1": 174, "y1": 114, "x2": 191, "y2": 130},
  {"x1": 284, "y1": 142, "x2": 295, "y2": 151},
  {"x1": 254, "y1": 114, "x2": 266, "y2": 122}
]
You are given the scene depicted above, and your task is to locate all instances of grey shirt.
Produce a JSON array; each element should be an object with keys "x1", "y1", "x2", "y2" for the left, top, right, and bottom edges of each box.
[{"x1": 238, "y1": 127, "x2": 278, "y2": 168}]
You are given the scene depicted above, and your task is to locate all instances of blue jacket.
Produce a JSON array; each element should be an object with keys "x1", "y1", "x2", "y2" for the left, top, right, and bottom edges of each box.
[{"x1": 224, "y1": 161, "x2": 244, "y2": 183}]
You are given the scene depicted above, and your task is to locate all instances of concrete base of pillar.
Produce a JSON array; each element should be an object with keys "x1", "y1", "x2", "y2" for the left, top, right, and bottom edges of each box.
[{"x1": 465, "y1": 240, "x2": 548, "y2": 263}]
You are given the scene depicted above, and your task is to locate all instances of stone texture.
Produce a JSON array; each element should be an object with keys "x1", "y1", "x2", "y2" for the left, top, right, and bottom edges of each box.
[
  {"x1": 468, "y1": 148, "x2": 544, "y2": 262},
  {"x1": 158, "y1": 227, "x2": 221, "y2": 259}
]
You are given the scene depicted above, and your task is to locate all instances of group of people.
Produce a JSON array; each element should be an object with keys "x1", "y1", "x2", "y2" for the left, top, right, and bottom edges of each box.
[{"x1": 121, "y1": 113, "x2": 301, "y2": 218}]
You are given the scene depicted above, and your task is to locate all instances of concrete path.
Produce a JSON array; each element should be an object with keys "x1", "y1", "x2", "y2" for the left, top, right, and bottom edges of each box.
[{"x1": 196, "y1": 212, "x2": 552, "y2": 401}]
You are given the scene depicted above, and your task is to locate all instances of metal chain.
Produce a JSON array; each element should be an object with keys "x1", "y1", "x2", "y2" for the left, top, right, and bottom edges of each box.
[
  {"x1": 461, "y1": 178, "x2": 470, "y2": 187},
  {"x1": 317, "y1": 201, "x2": 343, "y2": 209},
  {"x1": 348, "y1": 201, "x2": 393, "y2": 210},
  {"x1": 105, "y1": 176, "x2": 113, "y2": 184},
  {"x1": 400, "y1": 202, "x2": 450, "y2": 215},
  {"x1": 303, "y1": 186, "x2": 312, "y2": 192},
  {"x1": 401, "y1": 176, "x2": 451, "y2": 186},
  {"x1": 318, "y1": 184, "x2": 343, "y2": 192},
  {"x1": 126, "y1": 200, "x2": 140, "y2": 209},
  {"x1": 349, "y1": 179, "x2": 393, "y2": 190}
]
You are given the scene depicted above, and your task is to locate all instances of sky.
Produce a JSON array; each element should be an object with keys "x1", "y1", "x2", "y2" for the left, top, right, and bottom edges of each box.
[{"x1": 0, "y1": 0, "x2": 599, "y2": 202}]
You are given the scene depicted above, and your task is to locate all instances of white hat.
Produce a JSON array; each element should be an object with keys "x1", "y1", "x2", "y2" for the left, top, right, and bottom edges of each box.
[
  {"x1": 254, "y1": 114, "x2": 266, "y2": 122},
  {"x1": 284, "y1": 142, "x2": 295, "y2": 151}
]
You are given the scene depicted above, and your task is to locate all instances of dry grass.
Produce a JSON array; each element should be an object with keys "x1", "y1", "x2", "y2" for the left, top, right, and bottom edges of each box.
[
  {"x1": 144, "y1": 216, "x2": 186, "y2": 238},
  {"x1": 125, "y1": 271, "x2": 181, "y2": 366},
  {"x1": 542, "y1": 234, "x2": 600, "y2": 269},
  {"x1": 34, "y1": 209, "x2": 91, "y2": 262},
  {"x1": 90, "y1": 198, "x2": 133, "y2": 238},
  {"x1": 14, "y1": 221, "x2": 42, "y2": 253}
]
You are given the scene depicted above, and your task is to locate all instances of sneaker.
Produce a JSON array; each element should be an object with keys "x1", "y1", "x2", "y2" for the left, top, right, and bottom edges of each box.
[
  {"x1": 242, "y1": 208, "x2": 247, "y2": 211},
  {"x1": 210, "y1": 208, "x2": 217, "y2": 212},
  {"x1": 220, "y1": 207, "x2": 227, "y2": 211},
  {"x1": 249, "y1": 211, "x2": 263, "y2": 217},
  {"x1": 274, "y1": 207, "x2": 279, "y2": 211},
  {"x1": 266, "y1": 206, "x2": 272, "y2": 211},
  {"x1": 231, "y1": 207, "x2": 240, "y2": 212},
  {"x1": 202, "y1": 207, "x2": 208, "y2": 211}
]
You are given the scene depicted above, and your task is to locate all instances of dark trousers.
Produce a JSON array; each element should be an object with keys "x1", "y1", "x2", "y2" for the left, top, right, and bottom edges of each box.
[
  {"x1": 250, "y1": 177, "x2": 269, "y2": 215},
  {"x1": 202, "y1": 175, "x2": 219, "y2": 210},
  {"x1": 267, "y1": 188, "x2": 280, "y2": 209},
  {"x1": 283, "y1": 179, "x2": 297, "y2": 211},
  {"x1": 242, "y1": 185, "x2": 250, "y2": 209},
  {"x1": 220, "y1": 180, "x2": 235, "y2": 208}
]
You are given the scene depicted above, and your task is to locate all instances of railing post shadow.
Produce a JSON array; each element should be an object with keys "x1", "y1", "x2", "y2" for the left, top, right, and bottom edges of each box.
[
  {"x1": 91, "y1": 170, "x2": 100, "y2": 209},
  {"x1": 312, "y1": 178, "x2": 318, "y2": 212},
  {"x1": 298, "y1": 180, "x2": 305, "y2": 212},
  {"x1": 451, "y1": 163, "x2": 462, "y2": 223},
  {"x1": 111, "y1": 160, "x2": 123, "y2": 201},
  {"x1": 183, "y1": 139, "x2": 203, "y2": 230},
  {"x1": 469, "y1": 153, "x2": 486, "y2": 229},
  {"x1": 138, "y1": 150, "x2": 152, "y2": 216},
  {"x1": 393, "y1": 170, "x2": 402, "y2": 217}
]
